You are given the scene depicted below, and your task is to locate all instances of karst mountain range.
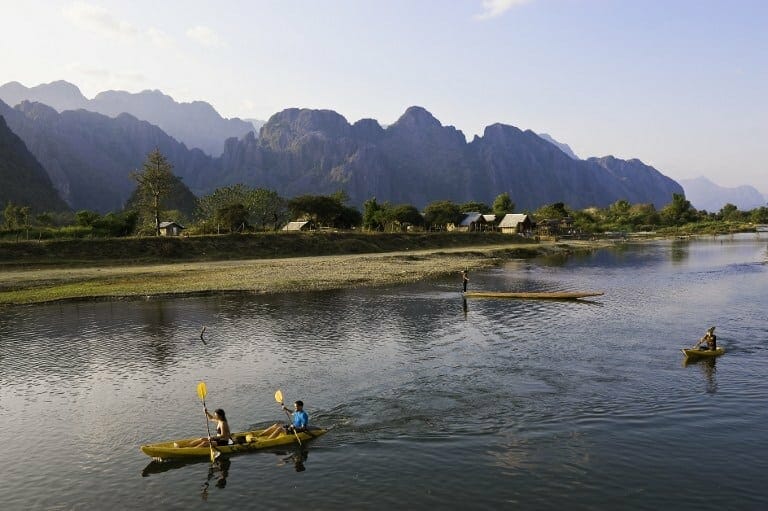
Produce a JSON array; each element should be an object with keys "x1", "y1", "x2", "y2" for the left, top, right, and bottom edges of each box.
[{"x1": 1, "y1": 80, "x2": 762, "y2": 214}]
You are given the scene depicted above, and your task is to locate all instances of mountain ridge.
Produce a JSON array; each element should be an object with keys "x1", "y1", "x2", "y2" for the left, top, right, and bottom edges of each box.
[
  {"x1": 0, "y1": 114, "x2": 69, "y2": 212},
  {"x1": 0, "y1": 80, "x2": 254, "y2": 156},
  {"x1": 0, "y1": 99, "x2": 213, "y2": 213},
  {"x1": 680, "y1": 177, "x2": 766, "y2": 212},
  {"x1": 1, "y1": 95, "x2": 685, "y2": 214},
  {"x1": 204, "y1": 106, "x2": 683, "y2": 211}
]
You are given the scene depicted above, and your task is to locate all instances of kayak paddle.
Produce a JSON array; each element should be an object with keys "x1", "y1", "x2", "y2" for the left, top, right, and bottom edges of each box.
[
  {"x1": 197, "y1": 381, "x2": 218, "y2": 463},
  {"x1": 274, "y1": 389, "x2": 302, "y2": 446}
]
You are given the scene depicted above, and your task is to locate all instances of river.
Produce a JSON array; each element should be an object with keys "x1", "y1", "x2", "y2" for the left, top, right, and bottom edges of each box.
[{"x1": 1, "y1": 234, "x2": 767, "y2": 510}]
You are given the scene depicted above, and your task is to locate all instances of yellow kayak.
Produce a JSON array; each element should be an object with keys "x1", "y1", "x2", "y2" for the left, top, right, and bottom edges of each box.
[
  {"x1": 140, "y1": 427, "x2": 326, "y2": 460},
  {"x1": 681, "y1": 347, "x2": 725, "y2": 358}
]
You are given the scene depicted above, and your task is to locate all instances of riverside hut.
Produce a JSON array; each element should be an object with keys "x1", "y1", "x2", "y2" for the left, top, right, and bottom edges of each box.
[{"x1": 499, "y1": 214, "x2": 533, "y2": 235}]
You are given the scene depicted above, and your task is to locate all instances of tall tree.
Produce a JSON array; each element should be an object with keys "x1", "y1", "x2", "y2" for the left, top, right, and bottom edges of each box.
[
  {"x1": 247, "y1": 188, "x2": 287, "y2": 231},
  {"x1": 534, "y1": 202, "x2": 571, "y2": 220},
  {"x1": 197, "y1": 184, "x2": 250, "y2": 222},
  {"x1": 750, "y1": 206, "x2": 768, "y2": 224},
  {"x1": 197, "y1": 185, "x2": 286, "y2": 232},
  {"x1": 718, "y1": 203, "x2": 742, "y2": 222},
  {"x1": 423, "y1": 200, "x2": 462, "y2": 230},
  {"x1": 660, "y1": 193, "x2": 697, "y2": 226},
  {"x1": 390, "y1": 204, "x2": 424, "y2": 230},
  {"x1": 131, "y1": 149, "x2": 175, "y2": 236},
  {"x1": 492, "y1": 193, "x2": 515, "y2": 217},
  {"x1": 362, "y1": 197, "x2": 386, "y2": 231},
  {"x1": 3, "y1": 201, "x2": 18, "y2": 229},
  {"x1": 460, "y1": 201, "x2": 491, "y2": 214}
]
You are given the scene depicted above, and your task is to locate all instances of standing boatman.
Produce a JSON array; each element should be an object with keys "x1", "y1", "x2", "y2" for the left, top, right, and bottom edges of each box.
[{"x1": 461, "y1": 270, "x2": 469, "y2": 293}]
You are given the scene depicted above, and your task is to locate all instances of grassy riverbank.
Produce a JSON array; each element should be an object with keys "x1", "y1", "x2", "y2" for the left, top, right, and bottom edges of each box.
[
  {"x1": 0, "y1": 232, "x2": 612, "y2": 305},
  {"x1": 0, "y1": 231, "x2": 523, "y2": 267}
]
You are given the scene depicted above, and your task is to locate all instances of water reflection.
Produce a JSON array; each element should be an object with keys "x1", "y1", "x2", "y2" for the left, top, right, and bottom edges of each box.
[
  {"x1": 141, "y1": 445, "x2": 312, "y2": 494},
  {"x1": 141, "y1": 458, "x2": 203, "y2": 477},
  {"x1": 201, "y1": 457, "x2": 231, "y2": 499},
  {"x1": 670, "y1": 240, "x2": 690, "y2": 263},
  {"x1": 142, "y1": 456, "x2": 233, "y2": 501},
  {"x1": 683, "y1": 357, "x2": 718, "y2": 394},
  {"x1": 276, "y1": 445, "x2": 310, "y2": 472}
]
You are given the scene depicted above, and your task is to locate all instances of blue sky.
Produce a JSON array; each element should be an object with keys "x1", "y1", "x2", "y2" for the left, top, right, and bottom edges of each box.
[{"x1": 1, "y1": 0, "x2": 766, "y2": 191}]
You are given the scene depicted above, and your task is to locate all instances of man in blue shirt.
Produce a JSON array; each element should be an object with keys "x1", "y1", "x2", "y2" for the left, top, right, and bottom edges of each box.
[
  {"x1": 286, "y1": 400, "x2": 308, "y2": 431},
  {"x1": 260, "y1": 400, "x2": 309, "y2": 439}
]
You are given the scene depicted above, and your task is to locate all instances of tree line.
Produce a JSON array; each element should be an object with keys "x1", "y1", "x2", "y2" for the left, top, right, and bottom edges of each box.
[{"x1": 2, "y1": 149, "x2": 767, "y2": 240}]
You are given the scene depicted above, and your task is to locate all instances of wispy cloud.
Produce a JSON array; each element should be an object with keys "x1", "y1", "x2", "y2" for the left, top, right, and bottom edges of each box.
[
  {"x1": 475, "y1": 0, "x2": 532, "y2": 20},
  {"x1": 146, "y1": 28, "x2": 174, "y2": 49},
  {"x1": 186, "y1": 26, "x2": 225, "y2": 48},
  {"x1": 63, "y1": 1, "x2": 139, "y2": 40},
  {"x1": 62, "y1": 1, "x2": 173, "y2": 47},
  {"x1": 68, "y1": 63, "x2": 145, "y2": 83}
]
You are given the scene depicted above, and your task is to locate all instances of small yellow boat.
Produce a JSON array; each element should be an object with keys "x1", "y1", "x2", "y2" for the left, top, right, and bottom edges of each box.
[
  {"x1": 140, "y1": 427, "x2": 326, "y2": 460},
  {"x1": 681, "y1": 347, "x2": 725, "y2": 359}
]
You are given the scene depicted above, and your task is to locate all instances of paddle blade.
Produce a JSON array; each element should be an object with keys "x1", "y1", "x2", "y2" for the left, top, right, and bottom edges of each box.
[
  {"x1": 209, "y1": 446, "x2": 216, "y2": 463},
  {"x1": 274, "y1": 389, "x2": 283, "y2": 404},
  {"x1": 197, "y1": 381, "x2": 207, "y2": 401}
]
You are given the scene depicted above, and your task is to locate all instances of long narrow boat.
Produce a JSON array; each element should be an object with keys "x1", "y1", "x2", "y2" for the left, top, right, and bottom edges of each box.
[
  {"x1": 681, "y1": 347, "x2": 725, "y2": 359},
  {"x1": 463, "y1": 291, "x2": 604, "y2": 300},
  {"x1": 140, "y1": 427, "x2": 326, "y2": 460}
]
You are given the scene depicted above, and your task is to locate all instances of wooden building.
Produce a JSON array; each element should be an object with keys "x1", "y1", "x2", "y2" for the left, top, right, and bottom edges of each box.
[
  {"x1": 455, "y1": 212, "x2": 487, "y2": 232},
  {"x1": 282, "y1": 220, "x2": 314, "y2": 231},
  {"x1": 159, "y1": 221, "x2": 185, "y2": 236},
  {"x1": 499, "y1": 214, "x2": 533, "y2": 235}
]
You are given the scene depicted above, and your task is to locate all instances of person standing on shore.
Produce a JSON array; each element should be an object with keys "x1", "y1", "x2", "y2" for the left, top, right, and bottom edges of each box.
[{"x1": 461, "y1": 270, "x2": 469, "y2": 293}]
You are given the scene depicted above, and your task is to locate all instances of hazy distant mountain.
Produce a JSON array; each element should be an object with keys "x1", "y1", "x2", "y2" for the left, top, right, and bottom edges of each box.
[
  {"x1": 537, "y1": 133, "x2": 579, "y2": 159},
  {"x1": 0, "y1": 99, "x2": 212, "y2": 213},
  {"x1": 0, "y1": 115, "x2": 69, "y2": 212},
  {"x1": 0, "y1": 80, "x2": 254, "y2": 156},
  {"x1": 680, "y1": 177, "x2": 766, "y2": 212},
  {"x1": 244, "y1": 118, "x2": 266, "y2": 133},
  {"x1": 0, "y1": 80, "x2": 87, "y2": 112}
]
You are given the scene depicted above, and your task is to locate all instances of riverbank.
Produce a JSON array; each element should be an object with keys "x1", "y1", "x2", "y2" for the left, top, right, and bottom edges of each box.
[
  {"x1": 0, "y1": 236, "x2": 616, "y2": 305},
  {"x1": 0, "y1": 231, "x2": 527, "y2": 267}
]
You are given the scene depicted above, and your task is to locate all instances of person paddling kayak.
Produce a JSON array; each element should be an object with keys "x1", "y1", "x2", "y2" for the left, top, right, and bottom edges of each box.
[
  {"x1": 260, "y1": 400, "x2": 309, "y2": 439},
  {"x1": 184, "y1": 408, "x2": 233, "y2": 448},
  {"x1": 695, "y1": 326, "x2": 717, "y2": 351}
]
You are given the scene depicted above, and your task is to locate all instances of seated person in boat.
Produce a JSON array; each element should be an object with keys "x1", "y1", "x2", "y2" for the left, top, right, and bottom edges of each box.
[
  {"x1": 695, "y1": 326, "x2": 717, "y2": 351},
  {"x1": 185, "y1": 408, "x2": 233, "y2": 447},
  {"x1": 260, "y1": 400, "x2": 309, "y2": 439}
]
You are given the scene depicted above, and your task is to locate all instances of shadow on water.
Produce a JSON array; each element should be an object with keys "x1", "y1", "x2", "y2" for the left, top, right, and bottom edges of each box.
[
  {"x1": 670, "y1": 239, "x2": 690, "y2": 263},
  {"x1": 275, "y1": 445, "x2": 310, "y2": 472},
  {"x1": 682, "y1": 356, "x2": 718, "y2": 394},
  {"x1": 141, "y1": 445, "x2": 312, "y2": 499},
  {"x1": 460, "y1": 296, "x2": 604, "y2": 308},
  {"x1": 200, "y1": 457, "x2": 231, "y2": 500},
  {"x1": 141, "y1": 457, "x2": 232, "y2": 500}
]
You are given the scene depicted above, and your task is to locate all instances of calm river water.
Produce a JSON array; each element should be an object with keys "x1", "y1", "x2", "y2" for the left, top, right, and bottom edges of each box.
[{"x1": 1, "y1": 234, "x2": 767, "y2": 510}]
